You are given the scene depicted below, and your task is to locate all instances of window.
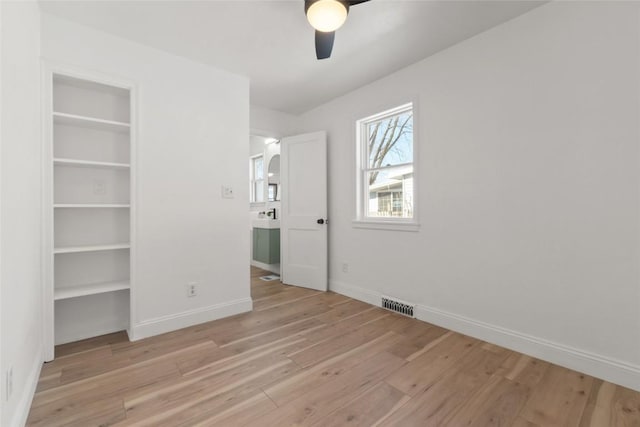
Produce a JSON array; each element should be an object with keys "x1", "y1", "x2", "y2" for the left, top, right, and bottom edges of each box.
[
  {"x1": 356, "y1": 103, "x2": 417, "y2": 229},
  {"x1": 250, "y1": 155, "x2": 264, "y2": 203}
]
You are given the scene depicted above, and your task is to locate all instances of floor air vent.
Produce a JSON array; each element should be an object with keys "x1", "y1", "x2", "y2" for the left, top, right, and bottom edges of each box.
[{"x1": 381, "y1": 295, "x2": 415, "y2": 318}]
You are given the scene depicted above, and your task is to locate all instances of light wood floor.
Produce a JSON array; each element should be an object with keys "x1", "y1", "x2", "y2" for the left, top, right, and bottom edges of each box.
[{"x1": 27, "y1": 267, "x2": 640, "y2": 426}]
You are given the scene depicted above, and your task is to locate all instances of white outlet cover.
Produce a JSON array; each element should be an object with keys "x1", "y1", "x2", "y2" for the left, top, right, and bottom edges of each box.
[
  {"x1": 187, "y1": 282, "x2": 197, "y2": 297},
  {"x1": 221, "y1": 185, "x2": 234, "y2": 199},
  {"x1": 92, "y1": 179, "x2": 107, "y2": 195}
]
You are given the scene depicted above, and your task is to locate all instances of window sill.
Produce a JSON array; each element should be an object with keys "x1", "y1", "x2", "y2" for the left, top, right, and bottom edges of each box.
[{"x1": 352, "y1": 219, "x2": 420, "y2": 232}]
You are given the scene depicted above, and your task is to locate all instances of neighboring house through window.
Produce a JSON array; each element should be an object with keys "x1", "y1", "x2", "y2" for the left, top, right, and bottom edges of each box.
[
  {"x1": 356, "y1": 102, "x2": 417, "y2": 230},
  {"x1": 250, "y1": 154, "x2": 264, "y2": 203}
]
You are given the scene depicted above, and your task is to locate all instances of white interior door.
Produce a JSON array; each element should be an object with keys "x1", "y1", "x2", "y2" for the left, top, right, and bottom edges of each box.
[{"x1": 281, "y1": 131, "x2": 328, "y2": 291}]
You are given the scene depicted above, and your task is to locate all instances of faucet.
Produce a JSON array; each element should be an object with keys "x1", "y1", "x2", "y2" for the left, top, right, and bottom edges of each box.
[{"x1": 267, "y1": 208, "x2": 277, "y2": 220}]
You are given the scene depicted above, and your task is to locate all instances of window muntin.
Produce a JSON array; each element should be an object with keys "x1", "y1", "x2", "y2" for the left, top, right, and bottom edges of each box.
[
  {"x1": 358, "y1": 103, "x2": 414, "y2": 221},
  {"x1": 250, "y1": 155, "x2": 264, "y2": 203}
]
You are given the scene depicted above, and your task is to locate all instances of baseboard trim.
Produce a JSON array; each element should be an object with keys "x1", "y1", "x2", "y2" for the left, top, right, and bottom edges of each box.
[
  {"x1": 11, "y1": 346, "x2": 43, "y2": 427},
  {"x1": 415, "y1": 304, "x2": 640, "y2": 392},
  {"x1": 329, "y1": 279, "x2": 380, "y2": 306},
  {"x1": 130, "y1": 297, "x2": 253, "y2": 341},
  {"x1": 329, "y1": 279, "x2": 640, "y2": 392}
]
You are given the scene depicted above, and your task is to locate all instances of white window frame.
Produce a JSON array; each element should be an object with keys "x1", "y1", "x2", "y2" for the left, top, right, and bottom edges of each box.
[
  {"x1": 250, "y1": 154, "x2": 265, "y2": 204},
  {"x1": 354, "y1": 102, "x2": 419, "y2": 232}
]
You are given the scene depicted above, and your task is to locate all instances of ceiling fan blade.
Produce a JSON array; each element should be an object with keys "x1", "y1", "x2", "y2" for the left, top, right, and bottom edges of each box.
[
  {"x1": 347, "y1": 0, "x2": 370, "y2": 5},
  {"x1": 315, "y1": 30, "x2": 335, "y2": 60}
]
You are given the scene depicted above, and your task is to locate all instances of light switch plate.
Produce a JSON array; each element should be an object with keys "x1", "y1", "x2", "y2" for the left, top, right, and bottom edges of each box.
[{"x1": 221, "y1": 185, "x2": 234, "y2": 199}]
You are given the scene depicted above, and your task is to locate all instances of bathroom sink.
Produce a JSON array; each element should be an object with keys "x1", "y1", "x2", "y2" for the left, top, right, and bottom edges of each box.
[{"x1": 252, "y1": 218, "x2": 280, "y2": 229}]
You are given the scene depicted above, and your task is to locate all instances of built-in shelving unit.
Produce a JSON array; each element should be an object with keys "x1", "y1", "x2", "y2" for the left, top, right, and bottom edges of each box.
[{"x1": 46, "y1": 70, "x2": 134, "y2": 350}]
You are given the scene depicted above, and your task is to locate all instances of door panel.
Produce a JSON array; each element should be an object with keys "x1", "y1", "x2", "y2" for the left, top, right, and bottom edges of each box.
[{"x1": 281, "y1": 132, "x2": 328, "y2": 291}]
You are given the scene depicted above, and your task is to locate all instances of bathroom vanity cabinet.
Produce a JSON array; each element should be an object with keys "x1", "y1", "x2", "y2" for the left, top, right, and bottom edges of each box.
[{"x1": 252, "y1": 228, "x2": 280, "y2": 264}]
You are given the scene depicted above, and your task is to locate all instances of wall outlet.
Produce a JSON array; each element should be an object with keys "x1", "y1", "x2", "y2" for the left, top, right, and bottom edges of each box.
[
  {"x1": 6, "y1": 367, "x2": 12, "y2": 401},
  {"x1": 92, "y1": 179, "x2": 107, "y2": 196},
  {"x1": 221, "y1": 185, "x2": 234, "y2": 199},
  {"x1": 342, "y1": 263, "x2": 349, "y2": 273},
  {"x1": 187, "y1": 282, "x2": 198, "y2": 297}
]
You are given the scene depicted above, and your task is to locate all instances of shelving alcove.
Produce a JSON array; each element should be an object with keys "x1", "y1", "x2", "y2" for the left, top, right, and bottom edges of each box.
[{"x1": 43, "y1": 65, "x2": 136, "y2": 361}]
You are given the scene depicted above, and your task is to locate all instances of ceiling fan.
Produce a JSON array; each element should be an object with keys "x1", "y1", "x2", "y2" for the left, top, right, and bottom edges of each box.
[{"x1": 304, "y1": 0, "x2": 370, "y2": 60}]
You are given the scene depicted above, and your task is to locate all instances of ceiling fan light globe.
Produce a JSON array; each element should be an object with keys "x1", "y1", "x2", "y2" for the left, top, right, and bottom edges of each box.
[{"x1": 306, "y1": 0, "x2": 348, "y2": 32}]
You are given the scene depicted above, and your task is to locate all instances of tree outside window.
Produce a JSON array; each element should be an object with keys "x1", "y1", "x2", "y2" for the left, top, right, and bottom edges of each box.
[{"x1": 357, "y1": 103, "x2": 414, "y2": 221}]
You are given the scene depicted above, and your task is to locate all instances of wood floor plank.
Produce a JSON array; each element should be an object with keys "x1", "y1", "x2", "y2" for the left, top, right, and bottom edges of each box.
[
  {"x1": 220, "y1": 317, "x2": 327, "y2": 353},
  {"x1": 209, "y1": 298, "x2": 333, "y2": 345},
  {"x1": 441, "y1": 375, "x2": 530, "y2": 426},
  {"x1": 122, "y1": 350, "x2": 290, "y2": 418},
  {"x1": 120, "y1": 359, "x2": 297, "y2": 426},
  {"x1": 30, "y1": 357, "x2": 181, "y2": 410},
  {"x1": 311, "y1": 382, "x2": 409, "y2": 427},
  {"x1": 26, "y1": 266, "x2": 640, "y2": 427},
  {"x1": 288, "y1": 315, "x2": 401, "y2": 368},
  {"x1": 178, "y1": 334, "x2": 307, "y2": 378},
  {"x1": 579, "y1": 380, "x2": 640, "y2": 426},
  {"x1": 312, "y1": 299, "x2": 376, "y2": 324},
  {"x1": 187, "y1": 391, "x2": 277, "y2": 427},
  {"x1": 55, "y1": 331, "x2": 128, "y2": 358},
  {"x1": 311, "y1": 290, "x2": 352, "y2": 307},
  {"x1": 254, "y1": 351, "x2": 406, "y2": 426},
  {"x1": 60, "y1": 337, "x2": 216, "y2": 384},
  {"x1": 264, "y1": 331, "x2": 404, "y2": 406},
  {"x1": 386, "y1": 319, "x2": 450, "y2": 360},
  {"x1": 385, "y1": 332, "x2": 477, "y2": 395},
  {"x1": 286, "y1": 308, "x2": 389, "y2": 352},
  {"x1": 41, "y1": 345, "x2": 113, "y2": 378},
  {"x1": 379, "y1": 346, "x2": 511, "y2": 426},
  {"x1": 27, "y1": 395, "x2": 126, "y2": 427},
  {"x1": 518, "y1": 364, "x2": 594, "y2": 426},
  {"x1": 496, "y1": 352, "x2": 550, "y2": 388},
  {"x1": 252, "y1": 285, "x2": 320, "y2": 311}
]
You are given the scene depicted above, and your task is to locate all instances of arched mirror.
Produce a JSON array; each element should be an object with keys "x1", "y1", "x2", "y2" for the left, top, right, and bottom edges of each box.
[{"x1": 268, "y1": 155, "x2": 280, "y2": 201}]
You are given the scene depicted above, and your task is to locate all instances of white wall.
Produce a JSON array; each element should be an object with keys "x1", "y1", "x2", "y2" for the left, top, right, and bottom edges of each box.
[
  {"x1": 299, "y1": 1, "x2": 640, "y2": 390},
  {"x1": 1, "y1": 2, "x2": 44, "y2": 426},
  {"x1": 42, "y1": 14, "x2": 252, "y2": 340},
  {"x1": 250, "y1": 105, "x2": 299, "y2": 138}
]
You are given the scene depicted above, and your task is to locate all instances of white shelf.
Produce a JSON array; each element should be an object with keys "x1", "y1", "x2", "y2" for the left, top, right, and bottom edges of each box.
[
  {"x1": 54, "y1": 280, "x2": 130, "y2": 300},
  {"x1": 54, "y1": 243, "x2": 130, "y2": 254},
  {"x1": 54, "y1": 204, "x2": 130, "y2": 208},
  {"x1": 53, "y1": 112, "x2": 130, "y2": 133},
  {"x1": 53, "y1": 158, "x2": 130, "y2": 169}
]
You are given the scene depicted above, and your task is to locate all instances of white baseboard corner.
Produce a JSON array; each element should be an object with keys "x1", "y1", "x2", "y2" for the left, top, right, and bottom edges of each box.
[
  {"x1": 250, "y1": 260, "x2": 280, "y2": 275},
  {"x1": 329, "y1": 279, "x2": 640, "y2": 392},
  {"x1": 11, "y1": 346, "x2": 43, "y2": 427},
  {"x1": 130, "y1": 297, "x2": 253, "y2": 341}
]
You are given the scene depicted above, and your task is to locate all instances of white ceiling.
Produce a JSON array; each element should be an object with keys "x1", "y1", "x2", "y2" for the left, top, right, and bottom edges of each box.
[{"x1": 39, "y1": 0, "x2": 545, "y2": 114}]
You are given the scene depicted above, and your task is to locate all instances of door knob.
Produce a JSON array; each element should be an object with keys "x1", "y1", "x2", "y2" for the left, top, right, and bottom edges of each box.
[{"x1": 317, "y1": 218, "x2": 327, "y2": 224}]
